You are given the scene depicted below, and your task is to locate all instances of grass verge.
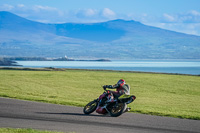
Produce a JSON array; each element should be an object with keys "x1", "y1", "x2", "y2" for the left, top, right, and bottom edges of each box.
[
  {"x1": 0, "y1": 128, "x2": 72, "y2": 133},
  {"x1": 0, "y1": 68, "x2": 200, "y2": 120}
]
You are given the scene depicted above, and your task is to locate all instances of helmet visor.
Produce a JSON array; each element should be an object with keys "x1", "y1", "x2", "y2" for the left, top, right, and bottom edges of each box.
[{"x1": 117, "y1": 80, "x2": 125, "y2": 85}]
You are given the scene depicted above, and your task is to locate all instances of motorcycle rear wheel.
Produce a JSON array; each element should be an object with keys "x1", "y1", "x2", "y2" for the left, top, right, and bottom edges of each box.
[
  {"x1": 83, "y1": 100, "x2": 98, "y2": 114},
  {"x1": 110, "y1": 102, "x2": 125, "y2": 117}
]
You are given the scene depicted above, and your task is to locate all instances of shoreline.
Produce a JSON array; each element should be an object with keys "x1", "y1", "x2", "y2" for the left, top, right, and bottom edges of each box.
[{"x1": 0, "y1": 66, "x2": 199, "y2": 76}]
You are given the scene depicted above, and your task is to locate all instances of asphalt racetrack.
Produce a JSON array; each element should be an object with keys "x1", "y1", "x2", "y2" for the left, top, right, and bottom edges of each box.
[{"x1": 0, "y1": 97, "x2": 199, "y2": 133}]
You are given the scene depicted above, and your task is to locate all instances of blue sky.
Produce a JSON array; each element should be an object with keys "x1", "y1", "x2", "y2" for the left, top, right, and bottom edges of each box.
[{"x1": 0, "y1": 0, "x2": 200, "y2": 36}]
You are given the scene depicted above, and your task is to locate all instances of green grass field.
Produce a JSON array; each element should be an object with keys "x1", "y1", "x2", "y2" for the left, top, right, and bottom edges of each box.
[
  {"x1": 0, "y1": 128, "x2": 70, "y2": 133},
  {"x1": 0, "y1": 68, "x2": 200, "y2": 120}
]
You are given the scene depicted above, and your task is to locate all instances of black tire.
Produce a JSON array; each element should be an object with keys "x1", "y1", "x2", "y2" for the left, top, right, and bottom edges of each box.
[
  {"x1": 83, "y1": 100, "x2": 98, "y2": 114},
  {"x1": 110, "y1": 102, "x2": 125, "y2": 117}
]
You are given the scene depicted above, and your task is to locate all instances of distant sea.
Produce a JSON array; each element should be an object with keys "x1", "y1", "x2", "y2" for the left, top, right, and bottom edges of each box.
[{"x1": 16, "y1": 60, "x2": 200, "y2": 75}]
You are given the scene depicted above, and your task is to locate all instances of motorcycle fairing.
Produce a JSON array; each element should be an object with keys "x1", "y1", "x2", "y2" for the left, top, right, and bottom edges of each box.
[
  {"x1": 118, "y1": 94, "x2": 136, "y2": 104},
  {"x1": 118, "y1": 94, "x2": 132, "y2": 99},
  {"x1": 96, "y1": 106, "x2": 107, "y2": 114}
]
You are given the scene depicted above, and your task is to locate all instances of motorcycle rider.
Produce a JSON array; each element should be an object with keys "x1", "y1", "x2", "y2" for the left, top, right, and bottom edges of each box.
[
  {"x1": 103, "y1": 79, "x2": 131, "y2": 111},
  {"x1": 103, "y1": 79, "x2": 130, "y2": 100}
]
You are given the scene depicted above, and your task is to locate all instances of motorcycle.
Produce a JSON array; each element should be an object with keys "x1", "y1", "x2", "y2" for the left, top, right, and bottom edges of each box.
[{"x1": 83, "y1": 86, "x2": 136, "y2": 117}]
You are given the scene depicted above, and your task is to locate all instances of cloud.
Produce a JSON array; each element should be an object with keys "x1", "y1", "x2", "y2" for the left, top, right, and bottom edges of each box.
[
  {"x1": 32, "y1": 5, "x2": 58, "y2": 12},
  {"x1": 75, "y1": 8, "x2": 116, "y2": 21},
  {"x1": 102, "y1": 8, "x2": 116, "y2": 19},
  {"x1": 190, "y1": 10, "x2": 200, "y2": 16},
  {"x1": 163, "y1": 13, "x2": 175, "y2": 22},
  {"x1": 76, "y1": 8, "x2": 97, "y2": 18},
  {"x1": 0, "y1": 4, "x2": 14, "y2": 11},
  {"x1": 161, "y1": 10, "x2": 200, "y2": 23},
  {"x1": 17, "y1": 4, "x2": 25, "y2": 8},
  {"x1": 84, "y1": 9, "x2": 96, "y2": 17}
]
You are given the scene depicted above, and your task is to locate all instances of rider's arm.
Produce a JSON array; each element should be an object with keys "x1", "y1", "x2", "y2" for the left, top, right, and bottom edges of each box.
[
  {"x1": 103, "y1": 84, "x2": 119, "y2": 89},
  {"x1": 105, "y1": 85, "x2": 114, "y2": 89}
]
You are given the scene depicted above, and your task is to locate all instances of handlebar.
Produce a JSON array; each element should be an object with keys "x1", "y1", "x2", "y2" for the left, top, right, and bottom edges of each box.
[
  {"x1": 102, "y1": 85, "x2": 107, "y2": 90},
  {"x1": 102, "y1": 86, "x2": 111, "y2": 94}
]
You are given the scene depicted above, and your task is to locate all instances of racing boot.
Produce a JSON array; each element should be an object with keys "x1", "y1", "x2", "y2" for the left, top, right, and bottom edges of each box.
[{"x1": 125, "y1": 107, "x2": 131, "y2": 112}]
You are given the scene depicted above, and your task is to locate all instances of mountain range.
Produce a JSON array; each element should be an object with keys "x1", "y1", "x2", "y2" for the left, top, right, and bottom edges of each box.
[{"x1": 0, "y1": 11, "x2": 200, "y2": 59}]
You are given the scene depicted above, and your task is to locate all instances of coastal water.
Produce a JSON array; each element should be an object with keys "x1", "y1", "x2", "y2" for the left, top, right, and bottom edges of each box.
[{"x1": 16, "y1": 60, "x2": 200, "y2": 75}]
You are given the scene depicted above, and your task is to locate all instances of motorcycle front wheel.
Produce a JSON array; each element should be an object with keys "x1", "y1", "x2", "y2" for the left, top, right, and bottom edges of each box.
[
  {"x1": 110, "y1": 102, "x2": 125, "y2": 117},
  {"x1": 83, "y1": 100, "x2": 98, "y2": 114}
]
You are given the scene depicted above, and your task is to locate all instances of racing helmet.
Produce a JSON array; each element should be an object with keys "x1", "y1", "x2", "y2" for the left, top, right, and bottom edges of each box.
[{"x1": 117, "y1": 79, "x2": 125, "y2": 86}]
